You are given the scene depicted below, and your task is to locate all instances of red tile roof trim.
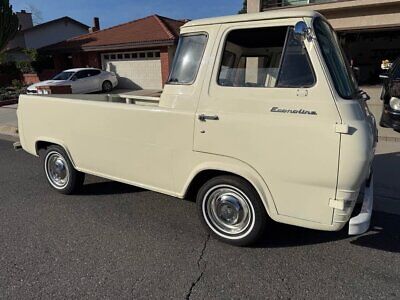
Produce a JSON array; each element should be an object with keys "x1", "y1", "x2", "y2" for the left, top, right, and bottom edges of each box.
[{"x1": 154, "y1": 15, "x2": 175, "y2": 39}]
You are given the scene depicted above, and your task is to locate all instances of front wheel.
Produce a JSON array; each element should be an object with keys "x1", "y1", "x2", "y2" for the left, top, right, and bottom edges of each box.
[
  {"x1": 43, "y1": 145, "x2": 85, "y2": 194},
  {"x1": 196, "y1": 175, "x2": 267, "y2": 246}
]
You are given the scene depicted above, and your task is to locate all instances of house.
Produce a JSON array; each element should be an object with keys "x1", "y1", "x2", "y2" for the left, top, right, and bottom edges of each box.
[
  {"x1": 4, "y1": 10, "x2": 90, "y2": 62},
  {"x1": 41, "y1": 15, "x2": 186, "y2": 90},
  {"x1": 248, "y1": 0, "x2": 400, "y2": 84}
]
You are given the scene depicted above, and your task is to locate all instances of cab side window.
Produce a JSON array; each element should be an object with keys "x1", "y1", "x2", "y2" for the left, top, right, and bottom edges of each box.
[
  {"x1": 217, "y1": 26, "x2": 315, "y2": 88},
  {"x1": 168, "y1": 34, "x2": 208, "y2": 84},
  {"x1": 277, "y1": 28, "x2": 315, "y2": 88}
]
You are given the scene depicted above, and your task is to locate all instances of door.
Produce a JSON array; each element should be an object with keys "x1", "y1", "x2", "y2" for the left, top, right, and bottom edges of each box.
[
  {"x1": 102, "y1": 51, "x2": 162, "y2": 89},
  {"x1": 86, "y1": 69, "x2": 102, "y2": 92},
  {"x1": 71, "y1": 70, "x2": 93, "y2": 93},
  {"x1": 194, "y1": 22, "x2": 342, "y2": 224}
]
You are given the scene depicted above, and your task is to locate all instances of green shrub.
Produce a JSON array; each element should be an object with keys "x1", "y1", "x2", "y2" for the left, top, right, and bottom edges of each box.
[
  {"x1": 11, "y1": 79, "x2": 22, "y2": 89},
  {"x1": 16, "y1": 61, "x2": 34, "y2": 74}
]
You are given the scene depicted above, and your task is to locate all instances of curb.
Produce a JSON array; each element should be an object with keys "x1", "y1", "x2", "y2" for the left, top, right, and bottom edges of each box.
[
  {"x1": 0, "y1": 125, "x2": 18, "y2": 137},
  {"x1": 0, "y1": 99, "x2": 18, "y2": 107},
  {"x1": 378, "y1": 136, "x2": 400, "y2": 143}
]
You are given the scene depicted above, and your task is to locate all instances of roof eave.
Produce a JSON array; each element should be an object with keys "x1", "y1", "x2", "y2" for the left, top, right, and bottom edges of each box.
[{"x1": 40, "y1": 39, "x2": 176, "y2": 53}]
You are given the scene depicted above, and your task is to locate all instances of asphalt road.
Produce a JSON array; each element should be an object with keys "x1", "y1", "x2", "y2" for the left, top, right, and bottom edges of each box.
[{"x1": 0, "y1": 138, "x2": 399, "y2": 299}]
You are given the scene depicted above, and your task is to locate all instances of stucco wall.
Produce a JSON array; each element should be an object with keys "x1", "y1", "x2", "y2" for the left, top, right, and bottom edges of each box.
[
  {"x1": 24, "y1": 21, "x2": 88, "y2": 49},
  {"x1": 259, "y1": 0, "x2": 400, "y2": 31}
]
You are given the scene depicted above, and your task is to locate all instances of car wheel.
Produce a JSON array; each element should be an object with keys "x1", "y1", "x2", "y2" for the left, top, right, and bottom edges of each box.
[
  {"x1": 43, "y1": 145, "x2": 85, "y2": 195},
  {"x1": 102, "y1": 80, "x2": 113, "y2": 93},
  {"x1": 196, "y1": 175, "x2": 267, "y2": 246}
]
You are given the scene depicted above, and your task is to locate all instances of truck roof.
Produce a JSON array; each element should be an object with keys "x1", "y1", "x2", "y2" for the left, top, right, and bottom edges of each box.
[{"x1": 183, "y1": 10, "x2": 321, "y2": 28}]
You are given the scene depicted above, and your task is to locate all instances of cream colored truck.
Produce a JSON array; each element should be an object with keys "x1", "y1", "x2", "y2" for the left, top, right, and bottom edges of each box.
[{"x1": 17, "y1": 11, "x2": 377, "y2": 246}]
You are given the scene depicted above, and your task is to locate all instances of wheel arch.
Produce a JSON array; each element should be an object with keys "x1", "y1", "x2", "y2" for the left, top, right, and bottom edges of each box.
[
  {"x1": 35, "y1": 138, "x2": 77, "y2": 168},
  {"x1": 182, "y1": 163, "x2": 277, "y2": 217}
]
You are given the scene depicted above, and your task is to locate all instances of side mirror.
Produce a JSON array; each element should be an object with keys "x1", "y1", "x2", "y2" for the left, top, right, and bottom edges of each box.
[
  {"x1": 358, "y1": 89, "x2": 371, "y2": 101},
  {"x1": 71, "y1": 76, "x2": 78, "y2": 81},
  {"x1": 294, "y1": 21, "x2": 312, "y2": 41}
]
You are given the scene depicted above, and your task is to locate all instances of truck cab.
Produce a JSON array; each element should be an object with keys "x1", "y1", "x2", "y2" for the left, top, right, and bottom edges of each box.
[{"x1": 18, "y1": 11, "x2": 376, "y2": 246}]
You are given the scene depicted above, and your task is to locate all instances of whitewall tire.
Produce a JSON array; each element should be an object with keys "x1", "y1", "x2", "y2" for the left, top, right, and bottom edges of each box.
[
  {"x1": 42, "y1": 145, "x2": 85, "y2": 195},
  {"x1": 196, "y1": 175, "x2": 267, "y2": 246}
]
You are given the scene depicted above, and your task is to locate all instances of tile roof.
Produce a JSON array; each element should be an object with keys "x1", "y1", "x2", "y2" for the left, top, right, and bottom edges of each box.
[{"x1": 42, "y1": 15, "x2": 186, "y2": 52}]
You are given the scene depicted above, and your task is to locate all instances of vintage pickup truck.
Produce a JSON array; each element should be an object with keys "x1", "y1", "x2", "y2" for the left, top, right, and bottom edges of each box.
[{"x1": 17, "y1": 10, "x2": 377, "y2": 246}]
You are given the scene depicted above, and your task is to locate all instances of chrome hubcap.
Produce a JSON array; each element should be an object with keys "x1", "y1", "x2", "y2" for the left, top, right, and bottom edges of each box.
[
  {"x1": 204, "y1": 185, "x2": 252, "y2": 236},
  {"x1": 46, "y1": 152, "x2": 69, "y2": 188}
]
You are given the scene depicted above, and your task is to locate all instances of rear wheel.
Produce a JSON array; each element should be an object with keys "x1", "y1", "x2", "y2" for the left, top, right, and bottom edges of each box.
[
  {"x1": 196, "y1": 175, "x2": 267, "y2": 246},
  {"x1": 102, "y1": 80, "x2": 113, "y2": 92},
  {"x1": 42, "y1": 145, "x2": 84, "y2": 194}
]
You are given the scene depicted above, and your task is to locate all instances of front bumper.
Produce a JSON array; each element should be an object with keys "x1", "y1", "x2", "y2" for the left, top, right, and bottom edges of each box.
[
  {"x1": 348, "y1": 175, "x2": 374, "y2": 235},
  {"x1": 381, "y1": 106, "x2": 400, "y2": 131}
]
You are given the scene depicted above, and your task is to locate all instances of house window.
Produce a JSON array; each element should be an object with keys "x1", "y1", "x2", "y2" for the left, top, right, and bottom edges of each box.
[
  {"x1": 117, "y1": 54, "x2": 123, "y2": 59},
  {"x1": 132, "y1": 53, "x2": 138, "y2": 58},
  {"x1": 155, "y1": 52, "x2": 160, "y2": 58},
  {"x1": 110, "y1": 54, "x2": 116, "y2": 59},
  {"x1": 104, "y1": 54, "x2": 110, "y2": 59},
  {"x1": 147, "y1": 52, "x2": 154, "y2": 58},
  {"x1": 124, "y1": 53, "x2": 131, "y2": 59},
  {"x1": 139, "y1": 52, "x2": 146, "y2": 58}
]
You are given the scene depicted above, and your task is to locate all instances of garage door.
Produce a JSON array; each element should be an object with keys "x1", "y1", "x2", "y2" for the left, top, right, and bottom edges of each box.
[{"x1": 102, "y1": 51, "x2": 162, "y2": 90}]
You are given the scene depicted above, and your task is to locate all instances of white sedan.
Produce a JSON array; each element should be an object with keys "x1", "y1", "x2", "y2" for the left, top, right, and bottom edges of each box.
[{"x1": 27, "y1": 68, "x2": 118, "y2": 94}]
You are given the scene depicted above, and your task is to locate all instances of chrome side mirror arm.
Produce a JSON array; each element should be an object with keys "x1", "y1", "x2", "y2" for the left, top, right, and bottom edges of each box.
[{"x1": 294, "y1": 21, "x2": 313, "y2": 42}]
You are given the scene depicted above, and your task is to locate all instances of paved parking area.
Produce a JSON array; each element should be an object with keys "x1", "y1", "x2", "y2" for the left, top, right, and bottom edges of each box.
[{"x1": 0, "y1": 138, "x2": 399, "y2": 299}]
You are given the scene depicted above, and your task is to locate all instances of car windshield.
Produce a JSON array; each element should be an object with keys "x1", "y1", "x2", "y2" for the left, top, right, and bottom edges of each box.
[
  {"x1": 52, "y1": 71, "x2": 75, "y2": 81},
  {"x1": 314, "y1": 18, "x2": 358, "y2": 99}
]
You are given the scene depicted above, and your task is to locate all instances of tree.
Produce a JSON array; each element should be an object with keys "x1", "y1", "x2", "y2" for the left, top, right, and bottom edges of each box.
[
  {"x1": 26, "y1": 3, "x2": 43, "y2": 25},
  {"x1": 238, "y1": 0, "x2": 247, "y2": 14},
  {"x1": 0, "y1": 0, "x2": 19, "y2": 53}
]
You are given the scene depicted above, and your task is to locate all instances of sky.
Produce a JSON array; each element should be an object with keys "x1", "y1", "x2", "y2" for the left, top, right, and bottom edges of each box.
[{"x1": 10, "y1": 0, "x2": 244, "y2": 29}]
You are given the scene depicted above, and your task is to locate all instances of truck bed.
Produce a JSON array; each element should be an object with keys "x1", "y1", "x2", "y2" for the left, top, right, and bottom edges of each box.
[{"x1": 41, "y1": 89, "x2": 162, "y2": 107}]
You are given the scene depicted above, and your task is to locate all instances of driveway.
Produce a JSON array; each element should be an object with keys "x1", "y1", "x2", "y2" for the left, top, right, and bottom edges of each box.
[
  {"x1": 0, "y1": 138, "x2": 399, "y2": 299},
  {"x1": 0, "y1": 104, "x2": 18, "y2": 137}
]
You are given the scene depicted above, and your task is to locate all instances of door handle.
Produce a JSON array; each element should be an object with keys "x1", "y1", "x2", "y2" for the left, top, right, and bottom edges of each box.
[{"x1": 198, "y1": 114, "x2": 219, "y2": 121}]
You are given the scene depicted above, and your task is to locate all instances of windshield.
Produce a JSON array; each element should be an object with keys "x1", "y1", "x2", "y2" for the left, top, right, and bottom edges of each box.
[
  {"x1": 314, "y1": 18, "x2": 358, "y2": 99},
  {"x1": 52, "y1": 71, "x2": 75, "y2": 81}
]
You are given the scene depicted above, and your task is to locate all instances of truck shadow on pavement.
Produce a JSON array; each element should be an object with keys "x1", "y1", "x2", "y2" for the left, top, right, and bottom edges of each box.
[
  {"x1": 77, "y1": 180, "x2": 144, "y2": 196},
  {"x1": 254, "y1": 210, "x2": 400, "y2": 253},
  {"x1": 75, "y1": 178, "x2": 400, "y2": 253},
  {"x1": 76, "y1": 177, "x2": 400, "y2": 253},
  {"x1": 350, "y1": 211, "x2": 400, "y2": 253}
]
